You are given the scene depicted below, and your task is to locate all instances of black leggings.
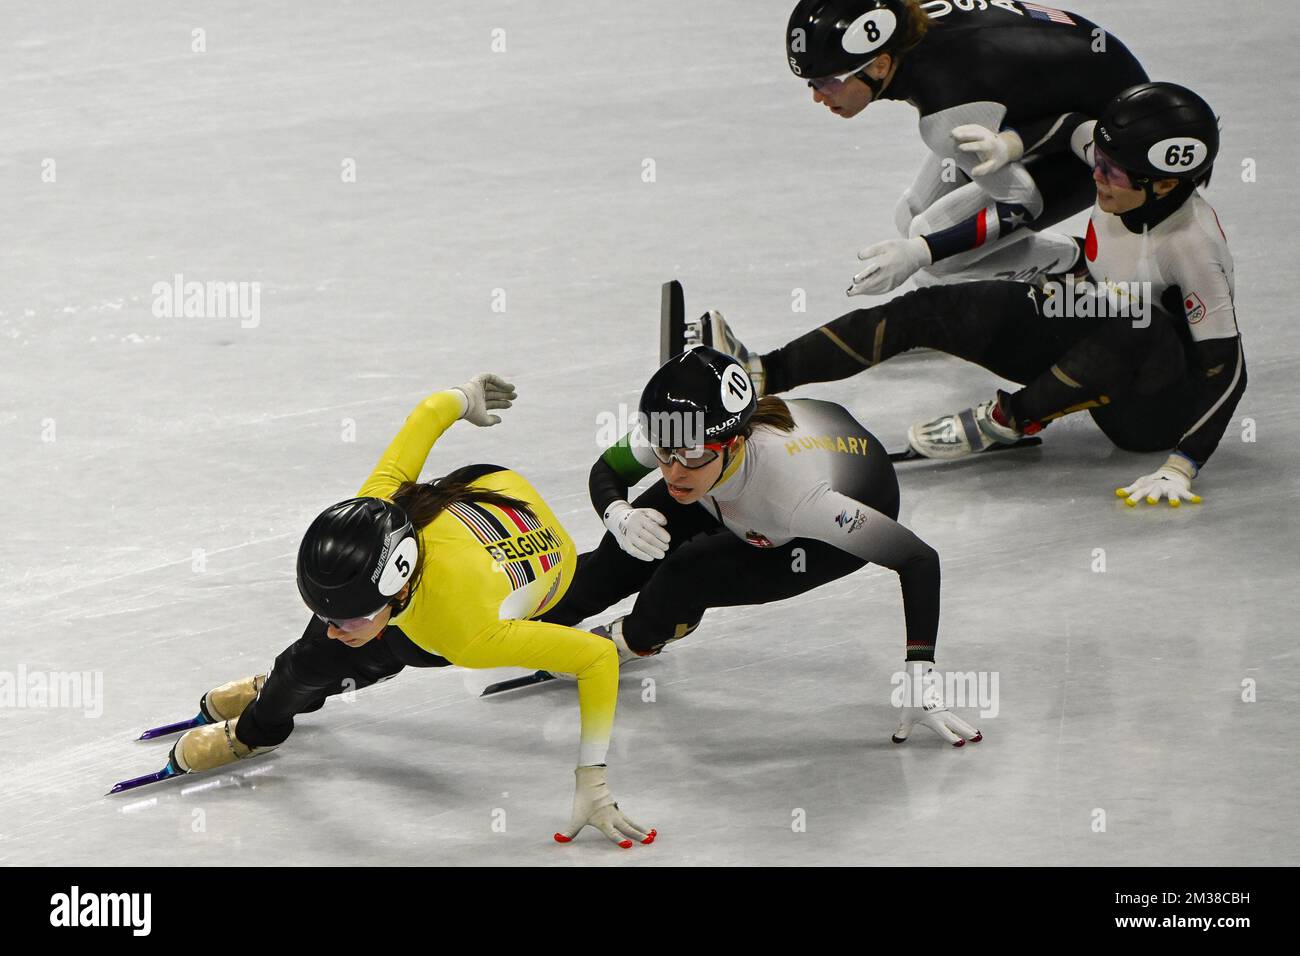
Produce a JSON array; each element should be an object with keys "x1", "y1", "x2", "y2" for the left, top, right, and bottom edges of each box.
[
  {"x1": 235, "y1": 617, "x2": 451, "y2": 749},
  {"x1": 760, "y1": 280, "x2": 1196, "y2": 453},
  {"x1": 542, "y1": 477, "x2": 898, "y2": 654}
]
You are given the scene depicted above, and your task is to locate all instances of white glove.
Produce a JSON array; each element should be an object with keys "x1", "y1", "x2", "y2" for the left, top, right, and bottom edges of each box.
[
  {"x1": 603, "y1": 501, "x2": 670, "y2": 561},
  {"x1": 951, "y1": 124, "x2": 1024, "y2": 177},
  {"x1": 1116, "y1": 454, "x2": 1201, "y2": 508},
  {"x1": 553, "y1": 765, "x2": 655, "y2": 848},
  {"x1": 892, "y1": 662, "x2": 983, "y2": 747},
  {"x1": 454, "y1": 373, "x2": 517, "y2": 427},
  {"x1": 848, "y1": 237, "x2": 932, "y2": 297}
]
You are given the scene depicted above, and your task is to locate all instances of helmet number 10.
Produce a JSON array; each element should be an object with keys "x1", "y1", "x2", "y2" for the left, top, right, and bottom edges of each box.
[{"x1": 721, "y1": 366, "x2": 753, "y2": 413}]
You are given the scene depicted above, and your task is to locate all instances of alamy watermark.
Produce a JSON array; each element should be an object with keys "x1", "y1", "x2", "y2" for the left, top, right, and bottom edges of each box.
[
  {"x1": 890, "y1": 667, "x2": 999, "y2": 719},
  {"x1": 1041, "y1": 275, "x2": 1151, "y2": 328},
  {"x1": 595, "y1": 404, "x2": 712, "y2": 449},
  {"x1": 151, "y1": 273, "x2": 261, "y2": 328},
  {"x1": 50, "y1": 886, "x2": 151, "y2": 935},
  {"x1": 0, "y1": 665, "x2": 103, "y2": 717}
]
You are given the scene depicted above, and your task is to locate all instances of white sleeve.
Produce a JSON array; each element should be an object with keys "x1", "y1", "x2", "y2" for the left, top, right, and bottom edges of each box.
[
  {"x1": 894, "y1": 152, "x2": 951, "y2": 236},
  {"x1": 1070, "y1": 119, "x2": 1097, "y2": 165},
  {"x1": 918, "y1": 102, "x2": 1044, "y2": 218},
  {"x1": 788, "y1": 483, "x2": 937, "y2": 573},
  {"x1": 1160, "y1": 207, "x2": 1238, "y2": 343},
  {"x1": 788, "y1": 483, "x2": 941, "y2": 658}
]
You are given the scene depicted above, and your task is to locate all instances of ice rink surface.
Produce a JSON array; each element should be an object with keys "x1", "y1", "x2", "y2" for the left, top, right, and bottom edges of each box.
[{"x1": 2, "y1": 1, "x2": 1298, "y2": 866}]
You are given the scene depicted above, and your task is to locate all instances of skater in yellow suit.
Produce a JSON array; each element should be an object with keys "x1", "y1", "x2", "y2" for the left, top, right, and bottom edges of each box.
[{"x1": 162, "y1": 373, "x2": 654, "y2": 848}]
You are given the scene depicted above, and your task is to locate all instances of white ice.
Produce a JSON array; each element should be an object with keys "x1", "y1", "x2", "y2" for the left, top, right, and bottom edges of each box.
[{"x1": 1, "y1": 0, "x2": 1297, "y2": 866}]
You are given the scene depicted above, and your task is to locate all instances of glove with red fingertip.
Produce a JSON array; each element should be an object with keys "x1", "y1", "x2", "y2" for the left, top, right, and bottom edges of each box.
[
  {"x1": 892, "y1": 661, "x2": 983, "y2": 748},
  {"x1": 554, "y1": 765, "x2": 655, "y2": 849}
]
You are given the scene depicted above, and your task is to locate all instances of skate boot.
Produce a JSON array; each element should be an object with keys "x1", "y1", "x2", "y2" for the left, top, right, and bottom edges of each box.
[
  {"x1": 198, "y1": 674, "x2": 266, "y2": 723},
  {"x1": 552, "y1": 618, "x2": 662, "y2": 682},
  {"x1": 907, "y1": 392, "x2": 1025, "y2": 461},
  {"x1": 600, "y1": 616, "x2": 700, "y2": 658},
  {"x1": 168, "y1": 716, "x2": 271, "y2": 774},
  {"x1": 686, "y1": 310, "x2": 766, "y2": 396},
  {"x1": 593, "y1": 617, "x2": 650, "y2": 664}
]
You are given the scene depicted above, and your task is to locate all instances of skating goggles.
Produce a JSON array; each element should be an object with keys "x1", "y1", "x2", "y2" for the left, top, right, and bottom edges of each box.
[
  {"x1": 651, "y1": 438, "x2": 734, "y2": 470},
  {"x1": 807, "y1": 68, "x2": 872, "y2": 95},
  {"x1": 1092, "y1": 145, "x2": 1137, "y2": 189},
  {"x1": 316, "y1": 605, "x2": 389, "y2": 632}
]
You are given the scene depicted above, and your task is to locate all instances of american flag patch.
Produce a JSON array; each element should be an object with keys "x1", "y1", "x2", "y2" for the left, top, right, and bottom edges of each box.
[{"x1": 1021, "y1": 2, "x2": 1076, "y2": 25}]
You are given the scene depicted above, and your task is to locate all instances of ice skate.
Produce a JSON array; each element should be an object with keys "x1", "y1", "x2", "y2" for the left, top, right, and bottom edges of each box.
[
  {"x1": 169, "y1": 717, "x2": 271, "y2": 774},
  {"x1": 907, "y1": 396, "x2": 1024, "y2": 461},
  {"x1": 199, "y1": 674, "x2": 266, "y2": 722},
  {"x1": 686, "y1": 310, "x2": 766, "y2": 396}
]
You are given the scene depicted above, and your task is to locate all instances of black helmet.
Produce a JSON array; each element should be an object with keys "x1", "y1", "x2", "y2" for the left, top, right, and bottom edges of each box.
[
  {"x1": 296, "y1": 497, "x2": 418, "y2": 621},
  {"x1": 787, "y1": 0, "x2": 910, "y2": 79},
  {"x1": 640, "y1": 346, "x2": 757, "y2": 448},
  {"x1": 1095, "y1": 82, "x2": 1219, "y2": 183}
]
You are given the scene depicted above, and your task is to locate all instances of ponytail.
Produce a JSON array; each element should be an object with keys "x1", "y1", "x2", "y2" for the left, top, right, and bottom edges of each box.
[
  {"x1": 390, "y1": 475, "x2": 529, "y2": 598},
  {"x1": 742, "y1": 396, "x2": 797, "y2": 438}
]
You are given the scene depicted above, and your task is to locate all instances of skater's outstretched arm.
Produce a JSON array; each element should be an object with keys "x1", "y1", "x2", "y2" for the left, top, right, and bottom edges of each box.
[
  {"x1": 1161, "y1": 232, "x2": 1246, "y2": 472},
  {"x1": 357, "y1": 374, "x2": 516, "y2": 499},
  {"x1": 455, "y1": 618, "x2": 654, "y2": 848},
  {"x1": 787, "y1": 484, "x2": 980, "y2": 747},
  {"x1": 1119, "y1": 219, "x2": 1246, "y2": 506},
  {"x1": 787, "y1": 484, "x2": 939, "y2": 663}
]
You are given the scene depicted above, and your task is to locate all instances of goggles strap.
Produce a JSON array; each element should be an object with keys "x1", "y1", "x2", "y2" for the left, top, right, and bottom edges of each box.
[{"x1": 857, "y1": 64, "x2": 886, "y2": 98}]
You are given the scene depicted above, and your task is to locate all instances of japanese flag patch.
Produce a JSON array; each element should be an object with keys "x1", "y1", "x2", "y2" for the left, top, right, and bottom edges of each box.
[{"x1": 1183, "y1": 292, "x2": 1207, "y2": 324}]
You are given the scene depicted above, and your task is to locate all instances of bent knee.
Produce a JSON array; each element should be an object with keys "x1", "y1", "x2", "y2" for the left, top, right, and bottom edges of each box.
[
  {"x1": 576, "y1": 638, "x2": 619, "y2": 678},
  {"x1": 894, "y1": 193, "x2": 921, "y2": 237}
]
